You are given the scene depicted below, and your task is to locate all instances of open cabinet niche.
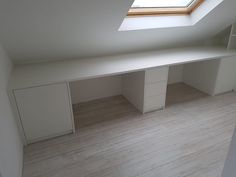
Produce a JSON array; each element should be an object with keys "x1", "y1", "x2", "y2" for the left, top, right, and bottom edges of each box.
[
  {"x1": 175, "y1": 23, "x2": 236, "y2": 98},
  {"x1": 166, "y1": 56, "x2": 236, "y2": 106},
  {"x1": 70, "y1": 66, "x2": 169, "y2": 128},
  {"x1": 170, "y1": 58, "x2": 236, "y2": 97}
]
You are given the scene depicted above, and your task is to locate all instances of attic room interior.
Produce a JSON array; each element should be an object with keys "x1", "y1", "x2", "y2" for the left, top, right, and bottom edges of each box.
[{"x1": 1, "y1": 0, "x2": 236, "y2": 177}]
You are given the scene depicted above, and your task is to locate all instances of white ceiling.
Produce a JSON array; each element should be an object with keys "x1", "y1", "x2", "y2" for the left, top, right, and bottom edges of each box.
[{"x1": 0, "y1": 0, "x2": 236, "y2": 63}]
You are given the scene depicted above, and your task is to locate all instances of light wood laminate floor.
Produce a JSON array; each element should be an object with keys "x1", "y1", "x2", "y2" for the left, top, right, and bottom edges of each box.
[
  {"x1": 166, "y1": 83, "x2": 208, "y2": 106},
  {"x1": 23, "y1": 84, "x2": 236, "y2": 177}
]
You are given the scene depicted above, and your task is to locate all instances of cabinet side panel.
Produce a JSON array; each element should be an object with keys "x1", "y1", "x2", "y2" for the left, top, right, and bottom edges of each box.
[
  {"x1": 214, "y1": 57, "x2": 236, "y2": 95},
  {"x1": 122, "y1": 71, "x2": 145, "y2": 113}
]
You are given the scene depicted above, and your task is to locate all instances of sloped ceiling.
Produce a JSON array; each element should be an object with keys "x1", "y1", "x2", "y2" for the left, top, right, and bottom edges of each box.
[{"x1": 0, "y1": 0, "x2": 236, "y2": 63}]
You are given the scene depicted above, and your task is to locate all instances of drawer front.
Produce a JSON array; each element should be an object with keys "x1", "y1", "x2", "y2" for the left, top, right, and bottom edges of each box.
[
  {"x1": 145, "y1": 67, "x2": 168, "y2": 83},
  {"x1": 144, "y1": 94, "x2": 166, "y2": 113},
  {"x1": 145, "y1": 81, "x2": 167, "y2": 97}
]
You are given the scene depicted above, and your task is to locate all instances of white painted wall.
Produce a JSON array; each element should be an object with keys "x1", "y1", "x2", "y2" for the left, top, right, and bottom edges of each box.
[
  {"x1": 0, "y1": 45, "x2": 23, "y2": 177},
  {"x1": 69, "y1": 75, "x2": 122, "y2": 104},
  {"x1": 183, "y1": 59, "x2": 221, "y2": 95},
  {"x1": 221, "y1": 127, "x2": 236, "y2": 177},
  {"x1": 1, "y1": 0, "x2": 236, "y2": 63},
  {"x1": 168, "y1": 65, "x2": 184, "y2": 84}
]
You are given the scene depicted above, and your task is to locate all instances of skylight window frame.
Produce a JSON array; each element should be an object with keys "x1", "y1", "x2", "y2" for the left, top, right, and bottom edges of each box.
[{"x1": 128, "y1": 0, "x2": 204, "y2": 16}]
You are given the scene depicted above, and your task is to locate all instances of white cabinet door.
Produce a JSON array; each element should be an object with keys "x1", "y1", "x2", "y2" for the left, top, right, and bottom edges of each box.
[{"x1": 14, "y1": 83, "x2": 74, "y2": 143}]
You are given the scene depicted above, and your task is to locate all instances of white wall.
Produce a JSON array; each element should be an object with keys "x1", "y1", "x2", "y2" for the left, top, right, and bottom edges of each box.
[
  {"x1": 69, "y1": 75, "x2": 122, "y2": 104},
  {"x1": 221, "y1": 127, "x2": 236, "y2": 177},
  {"x1": 168, "y1": 65, "x2": 184, "y2": 84},
  {"x1": 0, "y1": 45, "x2": 23, "y2": 177},
  {"x1": 1, "y1": 0, "x2": 235, "y2": 63}
]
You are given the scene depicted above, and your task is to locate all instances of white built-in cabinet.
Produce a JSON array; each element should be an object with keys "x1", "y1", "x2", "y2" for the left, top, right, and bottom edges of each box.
[
  {"x1": 184, "y1": 23, "x2": 236, "y2": 96},
  {"x1": 14, "y1": 67, "x2": 169, "y2": 144},
  {"x1": 13, "y1": 83, "x2": 74, "y2": 143},
  {"x1": 10, "y1": 43, "x2": 236, "y2": 144},
  {"x1": 183, "y1": 56, "x2": 236, "y2": 96},
  {"x1": 123, "y1": 66, "x2": 168, "y2": 113},
  {"x1": 143, "y1": 67, "x2": 168, "y2": 113}
]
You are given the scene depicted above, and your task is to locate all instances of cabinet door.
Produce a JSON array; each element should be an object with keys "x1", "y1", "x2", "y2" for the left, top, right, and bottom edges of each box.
[{"x1": 14, "y1": 83, "x2": 73, "y2": 142}]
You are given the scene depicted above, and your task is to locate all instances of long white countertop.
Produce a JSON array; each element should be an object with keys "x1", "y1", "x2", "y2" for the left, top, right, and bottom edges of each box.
[{"x1": 10, "y1": 46, "x2": 236, "y2": 89}]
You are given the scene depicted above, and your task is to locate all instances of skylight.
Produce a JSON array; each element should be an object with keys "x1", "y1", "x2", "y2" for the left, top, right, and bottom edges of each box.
[
  {"x1": 132, "y1": 0, "x2": 195, "y2": 8},
  {"x1": 128, "y1": 0, "x2": 204, "y2": 16},
  {"x1": 120, "y1": 0, "x2": 223, "y2": 31}
]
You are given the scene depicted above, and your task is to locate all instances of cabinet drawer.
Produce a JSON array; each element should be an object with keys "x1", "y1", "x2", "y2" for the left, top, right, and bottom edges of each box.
[
  {"x1": 144, "y1": 94, "x2": 166, "y2": 113},
  {"x1": 145, "y1": 81, "x2": 167, "y2": 97},
  {"x1": 145, "y1": 67, "x2": 168, "y2": 83}
]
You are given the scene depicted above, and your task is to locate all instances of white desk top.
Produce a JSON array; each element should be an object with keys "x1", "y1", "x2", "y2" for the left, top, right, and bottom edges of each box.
[{"x1": 10, "y1": 46, "x2": 236, "y2": 90}]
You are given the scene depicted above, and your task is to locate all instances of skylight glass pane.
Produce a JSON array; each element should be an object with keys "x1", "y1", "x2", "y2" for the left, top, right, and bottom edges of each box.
[{"x1": 131, "y1": 0, "x2": 194, "y2": 8}]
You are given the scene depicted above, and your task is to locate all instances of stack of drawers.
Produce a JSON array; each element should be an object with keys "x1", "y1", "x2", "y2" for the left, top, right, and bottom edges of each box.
[{"x1": 143, "y1": 66, "x2": 169, "y2": 113}]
